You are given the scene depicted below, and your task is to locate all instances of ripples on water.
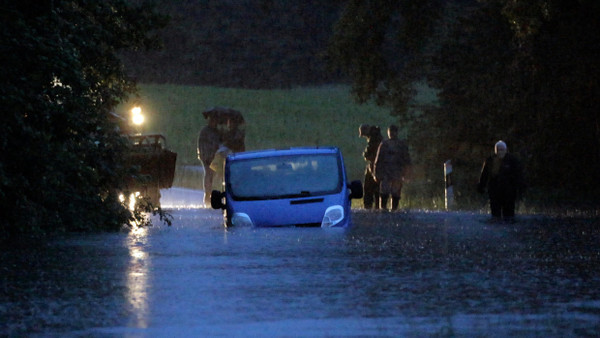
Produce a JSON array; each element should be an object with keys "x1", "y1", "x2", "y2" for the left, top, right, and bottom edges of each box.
[{"x1": 1, "y1": 188, "x2": 599, "y2": 336}]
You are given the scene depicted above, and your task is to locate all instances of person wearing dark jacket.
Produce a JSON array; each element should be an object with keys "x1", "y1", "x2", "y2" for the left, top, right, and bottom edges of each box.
[
  {"x1": 478, "y1": 140, "x2": 525, "y2": 221},
  {"x1": 359, "y1": 124, "x2": 383, "y2": 209}
]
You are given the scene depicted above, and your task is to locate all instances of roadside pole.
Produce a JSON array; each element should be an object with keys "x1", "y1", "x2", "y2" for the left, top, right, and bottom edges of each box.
[{"x1": 444, "y1": 160, "x2": 454, "y2": 210}]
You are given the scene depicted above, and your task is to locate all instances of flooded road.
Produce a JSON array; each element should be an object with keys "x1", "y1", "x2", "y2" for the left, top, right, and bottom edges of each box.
[{"x1": 1, "y1": 188, "x2": 600, "y2": 336}]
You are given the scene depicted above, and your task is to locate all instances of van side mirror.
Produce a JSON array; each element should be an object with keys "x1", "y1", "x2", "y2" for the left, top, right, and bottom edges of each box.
[
  {"x1": 348, "y1": 180, "x2": 363, "y2": 199},
  {"x1": 210, "y1": 190, "x2": 225, "y2": 209}
]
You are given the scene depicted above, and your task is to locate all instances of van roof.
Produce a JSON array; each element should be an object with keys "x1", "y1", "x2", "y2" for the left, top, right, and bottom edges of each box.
[{"x1": 227, "y1": 146, "x2": 340, "y2": 161}]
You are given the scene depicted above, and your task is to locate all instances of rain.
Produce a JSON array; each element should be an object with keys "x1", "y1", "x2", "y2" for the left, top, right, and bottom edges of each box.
[{"x1": 2, "y1": 1, "x2": 600, "y2": 337}]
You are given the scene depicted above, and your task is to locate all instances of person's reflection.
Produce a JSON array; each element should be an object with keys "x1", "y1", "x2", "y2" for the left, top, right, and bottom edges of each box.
[{"x1": 127, "y1": 227, "x2": 150, "y2": 328}]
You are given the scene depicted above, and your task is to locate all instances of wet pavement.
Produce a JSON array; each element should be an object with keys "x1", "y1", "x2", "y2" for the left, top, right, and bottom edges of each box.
[{"x1": 1, "y1": 188, "x2": 600, "y2": 336}]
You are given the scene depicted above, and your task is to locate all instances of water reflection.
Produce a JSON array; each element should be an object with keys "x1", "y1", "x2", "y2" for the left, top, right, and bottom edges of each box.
[
  {"x1": 126, "y1": 226, "x2": 150, "y2": 328},
  {"x1": 3, "y1": 207, "x2": 598, "y2": 336}
]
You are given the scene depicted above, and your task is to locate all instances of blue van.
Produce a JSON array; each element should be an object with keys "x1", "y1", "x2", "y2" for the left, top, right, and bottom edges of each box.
[{"x1": 210, "y1": 147, "x2": 363, "y2": 227}]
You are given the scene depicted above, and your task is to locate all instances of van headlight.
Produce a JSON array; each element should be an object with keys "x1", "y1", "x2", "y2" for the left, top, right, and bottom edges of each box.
[
  {"x1": 321, "y1": 205, "x2": 344, "y2": 227},
  {"x1": 232, "y1": 212, "x2": 254, "y2": 227}
]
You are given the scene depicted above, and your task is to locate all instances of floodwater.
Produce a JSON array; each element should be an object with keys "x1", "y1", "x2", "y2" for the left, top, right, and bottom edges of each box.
[{"x1": 1, "y1": 187, "x2": 600, "y2": 336}]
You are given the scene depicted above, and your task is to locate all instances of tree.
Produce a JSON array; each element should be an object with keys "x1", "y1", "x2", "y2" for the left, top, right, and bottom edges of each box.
[
  {"x1": 328, "y1": 0, "x2": 444, "y2": 110},
  {"x1": 431, "y1": 0, "x2": 600, "y2": 194},
  {"x1": 503, "y1": 0, "x2": 600, "y2": 192},
  {"x1": 328, "y1": 0, "x2": 600, "y2": 204},
  {"x1": 327, "y1": 0, "x2": 458, "y2": 200},
  {"x1": 0, "y1": 0, "x2": 168, "y2": 238}
]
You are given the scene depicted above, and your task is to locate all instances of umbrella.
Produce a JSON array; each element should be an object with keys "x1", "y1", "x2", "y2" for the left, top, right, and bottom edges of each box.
[{"x1": 202, "y1": 107, "x2": 245, "y2": 125}]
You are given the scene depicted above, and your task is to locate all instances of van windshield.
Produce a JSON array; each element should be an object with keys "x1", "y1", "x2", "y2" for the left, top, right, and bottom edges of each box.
[{"x1": 227, "y1": 153, "x2": 342, "y2": 200}]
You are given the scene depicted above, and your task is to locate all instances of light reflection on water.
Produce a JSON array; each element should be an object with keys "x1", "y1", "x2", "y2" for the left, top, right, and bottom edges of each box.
[
  {"x1": 2, "y1": 189, "x2": 599, "y2": 336},
  {"x1": 126, "y1": 226, "x2": 150, "y2": 329},
  {"x1": 160, "y1": 187, "x2": 205, "y2": 209}
]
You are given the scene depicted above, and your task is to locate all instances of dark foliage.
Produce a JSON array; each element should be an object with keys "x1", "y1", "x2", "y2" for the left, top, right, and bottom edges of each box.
[
  {"x1": 0, "y1": 0, "x2": 168, "y2": 239},
  {"x1": 328, "y1": 0, "x2": 600, "y2": 203},
  {"x1": 119, "y1": 0, "x2": 345, "y2": 88},
  {"x1": 431, "y1": 0, "x2": 600, "y2": 194},
  {"x1": 328, "y1": 0, "x2": 444, "y2": 108}
]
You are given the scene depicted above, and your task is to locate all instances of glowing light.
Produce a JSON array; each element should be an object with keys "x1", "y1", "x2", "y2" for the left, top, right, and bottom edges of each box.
[
  {"x1": 129, "y1": 192, "x2": 140, "y2": 211},
  {"x1": 132, "y1": 113, "x2": 145, "y2": 126},
  {"x1": 131, "y1": 106, "x2": 144, "y2": 126},
  {"x1": 120, "y1": 192, "x2": 141, "y2": 211}
]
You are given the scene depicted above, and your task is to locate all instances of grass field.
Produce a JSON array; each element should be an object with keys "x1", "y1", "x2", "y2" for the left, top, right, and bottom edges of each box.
[
  {"x1": 117, "y1": 84, "x2": 398, "y2": 181},
  {"x1": 116, "y1": 84, "x2": 449, "y2": 210}
]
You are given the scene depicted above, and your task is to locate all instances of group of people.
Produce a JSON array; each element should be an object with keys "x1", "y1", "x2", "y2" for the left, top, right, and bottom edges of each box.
[
  {"x1": 359, "y1": 124, "x2": 525, "y2": 221},
  {"x1": 359, "y1": 124, "x2": 411, "y2": 211},
  {"x1": 197, "y1": 109, "x2": 524, "y2": 220},
  {"x1": 197, "y1": 107, "x2": 246, "y2": 206}
]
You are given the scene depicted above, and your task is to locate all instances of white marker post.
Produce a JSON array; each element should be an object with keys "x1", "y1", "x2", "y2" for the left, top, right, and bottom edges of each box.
[{"x1": 444, "y1": 160, "x2": 454, "y2": 210}]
